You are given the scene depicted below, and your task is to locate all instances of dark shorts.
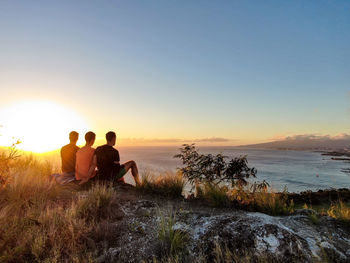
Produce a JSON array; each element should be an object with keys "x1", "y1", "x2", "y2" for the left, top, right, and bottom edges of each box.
[
  {"x1": 95, "y1": 165, "x2": 127, "y2": 182},
  {"x1": 114, "y1": 165, "x2": 127, "y2": 180}
]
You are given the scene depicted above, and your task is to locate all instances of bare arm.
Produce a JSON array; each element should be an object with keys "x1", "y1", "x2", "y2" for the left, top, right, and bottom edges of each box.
[
  {"x1": 87, "y1": 155, "x2": 97, "y2": 178},
  {"x1": 79, "y1": 155, "x2": 97, "y2": 185},
  {"x1": 75, "y1": 154, "x2": 79, "y2": 177}
]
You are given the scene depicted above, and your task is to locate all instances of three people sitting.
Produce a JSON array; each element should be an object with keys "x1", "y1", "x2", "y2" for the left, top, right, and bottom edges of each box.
[{"x1": 61, "y1": 130, "x2": 140, "y2": 186}]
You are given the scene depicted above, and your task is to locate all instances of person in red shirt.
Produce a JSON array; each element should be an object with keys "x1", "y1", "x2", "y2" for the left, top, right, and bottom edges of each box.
[{"x1": 75, "y1": 131, "x2": 96, "y2": 184}]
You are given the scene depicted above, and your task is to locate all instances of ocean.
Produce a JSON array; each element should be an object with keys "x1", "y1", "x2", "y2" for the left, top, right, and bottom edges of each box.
[{"x1": 118, "y1": 146, "x2": 350, "y2": 193}]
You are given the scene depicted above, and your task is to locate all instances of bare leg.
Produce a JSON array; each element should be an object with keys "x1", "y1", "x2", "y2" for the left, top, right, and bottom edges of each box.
[{"x1": 123, "y1": 160, "x2": 141, "y2": 186}]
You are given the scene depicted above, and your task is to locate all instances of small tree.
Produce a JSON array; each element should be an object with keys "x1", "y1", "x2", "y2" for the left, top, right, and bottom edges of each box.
[{"x1": 174, "y1": 144, "x2": 257, "y2": 189}]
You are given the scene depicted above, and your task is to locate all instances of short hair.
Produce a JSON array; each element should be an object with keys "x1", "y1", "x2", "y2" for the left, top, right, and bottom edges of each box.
[
  {"x1": 69, "y1": 131, "x2": 79, "y2": 142},
  {"x1": 85, "y1": 131, "x2": 96, "y2": 143},
  {"x1": 106, "y1": 131, "x2": 116, "y2": 142}
]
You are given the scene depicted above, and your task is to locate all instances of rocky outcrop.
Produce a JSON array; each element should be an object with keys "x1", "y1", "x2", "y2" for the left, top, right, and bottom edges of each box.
[
  {"x1": 179, "y1": 210, "x2": 350, "y2": 262},
  {"x1": 96, "y1": 196, "x2": 350, "y2": 263}
]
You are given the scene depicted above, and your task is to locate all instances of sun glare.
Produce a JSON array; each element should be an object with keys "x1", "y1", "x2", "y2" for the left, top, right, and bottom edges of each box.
[{"x1": 0, "y1": 100, "x2": 89, "y2": 153}]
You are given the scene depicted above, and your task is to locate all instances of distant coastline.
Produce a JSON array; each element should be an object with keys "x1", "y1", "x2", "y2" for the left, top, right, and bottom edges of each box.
[{"x1": 239, "y1": 135, "x2": 350, "y2": 152}]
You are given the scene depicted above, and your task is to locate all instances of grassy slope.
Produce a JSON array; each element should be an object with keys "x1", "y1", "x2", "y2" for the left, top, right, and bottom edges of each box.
[{"x1": 1, "y1": 152, "x2": 350, "y2": 262}]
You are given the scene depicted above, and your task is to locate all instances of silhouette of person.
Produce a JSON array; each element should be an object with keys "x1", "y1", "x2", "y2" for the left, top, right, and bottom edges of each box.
[
  {"x1": 93, "y1": 131, "x2": 141, "y2": 185},
  {"x1": 60, "y1": 131, "x2": 79, "y2": 175},
  {"x1": 75, "y1": 131, "x2": 96, "y2": 184}
]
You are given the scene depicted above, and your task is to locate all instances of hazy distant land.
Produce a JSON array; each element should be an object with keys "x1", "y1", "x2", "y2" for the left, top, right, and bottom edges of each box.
[{"x1": 241, "y1": 134, "x2": 350, "y2": 151}]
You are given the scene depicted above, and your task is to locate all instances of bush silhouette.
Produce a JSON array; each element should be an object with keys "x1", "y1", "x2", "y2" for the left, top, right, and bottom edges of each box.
[{"x1": 174, "y1": 144, "x2": 257, "y2": 189}]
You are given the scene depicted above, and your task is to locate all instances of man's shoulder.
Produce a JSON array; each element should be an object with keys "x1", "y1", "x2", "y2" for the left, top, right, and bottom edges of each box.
[
  {"x1": 76, "y1": 146, "x2": 84, "y2": 153},
  {"x1": 61, "y1": 144, "x2": 70, "y2": 152},
  {"x1": 95, "y1": 145, "x2": 106, "y2": 153},
  {"x1": 77, "y1": 146, "x2": 94, "y2": 155},
  {"x1": 95, "y1": 145, "x2": 117, "y2": 153},
  {"x1": 95, "y1": 145, "x2": 104, "y2": 151},
  {"x1": 61, "y1": 144, "x2": 79, "y2": 152}
]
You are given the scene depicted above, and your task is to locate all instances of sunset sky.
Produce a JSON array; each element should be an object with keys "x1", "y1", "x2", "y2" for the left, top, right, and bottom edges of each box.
[{"x1": 0, "y1": 1, "x2": 349, "y2": 152}]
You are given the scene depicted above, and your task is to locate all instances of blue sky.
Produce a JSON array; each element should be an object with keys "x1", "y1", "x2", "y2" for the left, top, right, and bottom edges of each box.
[{"x1": 0, "y1": 0, "x2": 349, "y2": 147}]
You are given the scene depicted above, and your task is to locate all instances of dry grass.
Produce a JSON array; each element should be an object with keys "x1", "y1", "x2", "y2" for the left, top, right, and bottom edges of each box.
[
  {"x1": 137, "y1": 171, "x2": 185, "y2": 198},
  {"x1": 153, "y1": 241, "x2": 273, "y2": 263},
  {"x1": 157, "y1": 210, "x2": 189, "y2": 261},
  {"x1": 197, "y1": 183, "x2": 230, "y2": 207},
  {"x1": 0, "y1": 155, "x2": 63, "y2": 217},
  {"x1": 209, "y1": 241, "x2": 273, "y2": 263},
  {"x1": 195, "y1": 182, "x2": 294, "y2": 215},
  {"x1": 249, "y1": 190, "x2": 294, "y2": 215},
  {"x1": 327, "y1": 201, "x2": 350, "y2": 223},
  {"x1": 75, "y1": 183, "x2": 116, "y2": 222},
  {"x1": 0, "y1": 152, "x2": 116, "y2": 262}
]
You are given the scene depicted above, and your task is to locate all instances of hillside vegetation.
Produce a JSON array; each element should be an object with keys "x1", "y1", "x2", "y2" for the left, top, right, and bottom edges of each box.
[{"x1": 1, "y1": 145, "x2": 350, "y2": 262}]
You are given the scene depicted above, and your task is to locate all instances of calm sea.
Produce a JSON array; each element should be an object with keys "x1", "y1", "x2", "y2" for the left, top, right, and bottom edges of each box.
[{"x1": 118, "y1": 146, "x2": 350, "y2": 193}]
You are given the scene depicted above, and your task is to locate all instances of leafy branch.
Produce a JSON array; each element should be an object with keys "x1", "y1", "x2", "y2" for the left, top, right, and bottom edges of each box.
[{"x1": 174, "y1": 144, "x2": 257, "y2": 189}]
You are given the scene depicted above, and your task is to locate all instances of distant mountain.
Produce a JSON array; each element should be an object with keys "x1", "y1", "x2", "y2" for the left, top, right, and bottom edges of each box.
[{"x1": 241, "y1": 134, "x2": 350, "y2": 150}]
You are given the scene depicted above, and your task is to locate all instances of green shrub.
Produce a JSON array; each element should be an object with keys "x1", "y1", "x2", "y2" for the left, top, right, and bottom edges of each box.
[
  {"x1": 174, "y1": 145, "x2": 295, "y2": 215},
  {"x1": 157, "y1": 211, "x2": 189, "y2": 261},
  {"x1": 309, "y1": 212, "x2": 319, "y2": 225},
  {"x1": 174, "y1": 144, "x2": 256, "y2": 190}
]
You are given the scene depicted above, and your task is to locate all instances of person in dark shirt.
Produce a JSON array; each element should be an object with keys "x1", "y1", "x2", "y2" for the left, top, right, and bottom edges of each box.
[
  {"x1": 60, "y1": 131, "x2": 80, "y2": 174},
  {"x1": 93, "y1": 131, "x2": 141, "y2": 185}
]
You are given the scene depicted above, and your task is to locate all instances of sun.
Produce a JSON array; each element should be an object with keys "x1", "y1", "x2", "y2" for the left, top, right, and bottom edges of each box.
[{"x1": 0, "y1": 100, "x2": 89, "y2": 153}]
